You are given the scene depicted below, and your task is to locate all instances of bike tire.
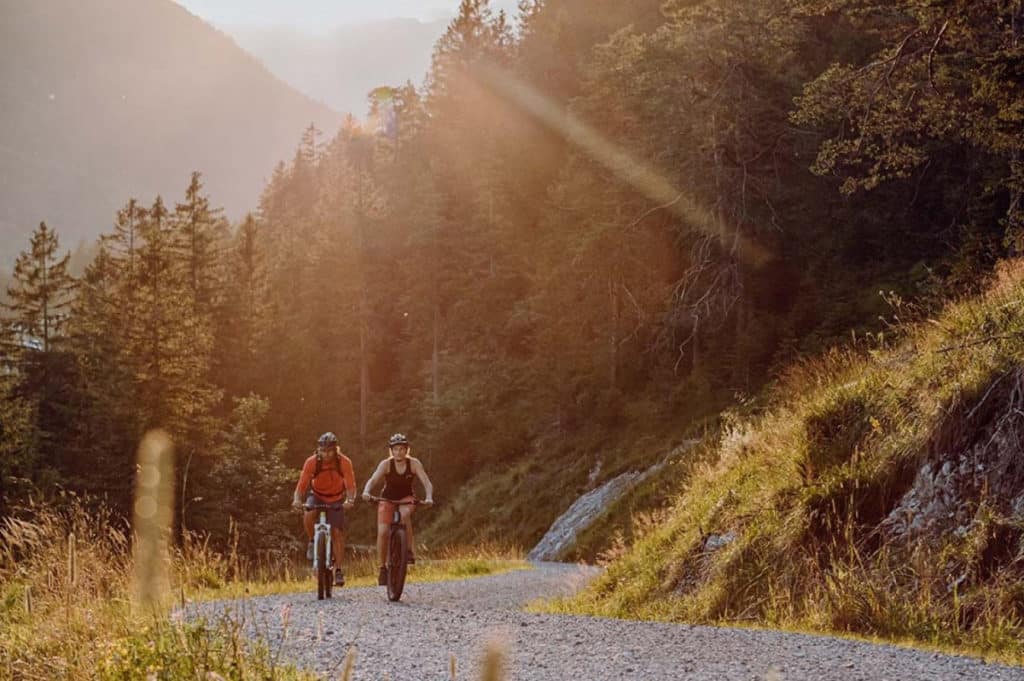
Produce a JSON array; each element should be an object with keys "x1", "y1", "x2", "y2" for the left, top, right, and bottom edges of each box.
[
  {"x1": 386, "y1": 527, "x2": 408, "y2": 602},
  {"x1": 316, "y1": 536, "x2": 328, "y2": 600}
]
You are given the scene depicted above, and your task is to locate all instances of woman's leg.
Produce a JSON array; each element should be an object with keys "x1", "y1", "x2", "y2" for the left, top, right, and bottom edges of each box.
[
  {"x1": 399, "y1": 505, "x2": 415, "y2": 556},
  {"x1": 377, "y1": 523, "x2": 389, "y2": 566}
]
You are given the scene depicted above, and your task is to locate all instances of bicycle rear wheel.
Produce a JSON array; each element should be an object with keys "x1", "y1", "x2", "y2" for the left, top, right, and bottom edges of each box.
[
  {"x1": 386, "y1": 527, "x2": 408, "y2": 602},
  {"x1": 316, "y1": 536, "x2": 328, "y2": 600}
]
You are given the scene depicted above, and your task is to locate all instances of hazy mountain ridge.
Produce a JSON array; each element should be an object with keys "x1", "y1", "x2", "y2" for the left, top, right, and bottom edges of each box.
[
  {"x1": 227, "y1": 18, "x2": 449, "y2": 116},
  {"x1": 0, "y1": 0, "x2": 342, "y2": 262}
]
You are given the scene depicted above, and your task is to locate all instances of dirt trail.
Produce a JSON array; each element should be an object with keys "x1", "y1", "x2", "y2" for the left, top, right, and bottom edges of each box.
[{"x1": 190, "y1": 563, "x2": 1024, "y2": 680}]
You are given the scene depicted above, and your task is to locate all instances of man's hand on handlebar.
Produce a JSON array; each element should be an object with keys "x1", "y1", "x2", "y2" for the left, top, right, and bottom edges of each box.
[{"x1": 343, "y1": 497, "x2": 355, "y2": 510}]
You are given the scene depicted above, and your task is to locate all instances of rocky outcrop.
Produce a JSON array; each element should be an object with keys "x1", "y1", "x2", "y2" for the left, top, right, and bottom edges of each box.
[
  {"x1": 528, "y1": 442, "x2": 698, "y2": 561},
  {"x1": 883, "y1": 369, "x2": 1024, "y2": 541},
  {"x1": 528, "y1": 470, "x2": 648, "y2": 561}
]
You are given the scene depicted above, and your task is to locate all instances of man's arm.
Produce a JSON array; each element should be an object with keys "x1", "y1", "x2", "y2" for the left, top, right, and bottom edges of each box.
[
  {"x1": 362, "y1": 460, "x2": 387, "y2": 500},
  {"x1": 341, "y1": 456, "x2": 357, "y2": 507},
  {"x1": 413, "y1": 458, "x2": 434, "y2": 503},
  {"x1": 292, "y1": 457, "x2": 313, "y2": 508}
]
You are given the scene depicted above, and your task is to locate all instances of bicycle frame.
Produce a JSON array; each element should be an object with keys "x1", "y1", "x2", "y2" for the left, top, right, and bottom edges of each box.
[{"x1": 305, "y1": 502, "x2": 342, "y2": 599}]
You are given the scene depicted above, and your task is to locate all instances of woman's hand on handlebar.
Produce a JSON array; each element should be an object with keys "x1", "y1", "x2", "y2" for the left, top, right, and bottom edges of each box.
[{"x1": 362, "y1": 492, "x2": 373, "y2": 502}]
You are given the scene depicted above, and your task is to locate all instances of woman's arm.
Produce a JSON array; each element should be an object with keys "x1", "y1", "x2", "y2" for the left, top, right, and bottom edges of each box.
[
  {"x1": 362, "y1": 460, "x2": 387, "y2": 499},
  {"x1": 413, "y1": 458, "x2": 434, "y2": 503}
]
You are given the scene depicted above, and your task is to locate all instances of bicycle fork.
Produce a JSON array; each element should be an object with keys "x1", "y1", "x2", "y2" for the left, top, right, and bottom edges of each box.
[{"x1": 313, "y1": 512, "x2": 333, "y2": 571}]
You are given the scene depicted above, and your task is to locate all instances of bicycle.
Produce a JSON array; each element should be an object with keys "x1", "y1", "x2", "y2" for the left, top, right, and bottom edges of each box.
[
  {"x1": 304, "y1": 502, "x2": 342, "y2": 600},
  {"x1": 366, "y1": 496, "x2": 428, "y2": 602}
]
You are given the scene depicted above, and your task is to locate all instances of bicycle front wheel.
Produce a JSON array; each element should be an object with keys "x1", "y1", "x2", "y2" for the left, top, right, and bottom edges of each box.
[
  {"x1": 386, "y1": 527, "x2": 408, "y2": 602},
  {"x1": 316, "y1": 536, "x2": 329, "y2": 600}
]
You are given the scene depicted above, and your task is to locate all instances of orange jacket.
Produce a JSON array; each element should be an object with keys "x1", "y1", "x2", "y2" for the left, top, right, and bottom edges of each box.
[{"x1": 295, "y1": 452, "x2": 356, "y2": 503}]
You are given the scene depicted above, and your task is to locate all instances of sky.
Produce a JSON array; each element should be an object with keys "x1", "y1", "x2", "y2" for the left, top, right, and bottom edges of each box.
[
  {"x1": 173, "y1": 0, "x2": 520, "y2": 114},
  {"x1": 175, "y1": 0, "x2": 517, "y2": 31}
]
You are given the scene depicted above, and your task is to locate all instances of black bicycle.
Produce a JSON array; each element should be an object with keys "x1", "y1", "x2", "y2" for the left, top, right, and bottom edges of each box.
[{"x1": 366, "y1": 496, "x2": 429, "y2": 601}]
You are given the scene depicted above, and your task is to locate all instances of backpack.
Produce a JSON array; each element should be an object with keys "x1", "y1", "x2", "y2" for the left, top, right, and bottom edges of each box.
[{"x1": 314, "y1": 451, "x2": 341, "y2": 478}]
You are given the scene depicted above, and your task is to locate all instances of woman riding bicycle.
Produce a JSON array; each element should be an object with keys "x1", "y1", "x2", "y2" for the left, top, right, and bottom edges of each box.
[
  {"x1": 292, "y1": 432, "x2": 356, "y2": 586},
  {"x1": 362, "y1": 433, "x2": 434, "y2": 585}
]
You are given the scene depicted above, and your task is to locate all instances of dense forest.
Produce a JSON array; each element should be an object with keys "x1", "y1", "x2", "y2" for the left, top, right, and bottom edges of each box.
[{"x1": 2, "y1": 0, "x2": 1023, "y2": 560}]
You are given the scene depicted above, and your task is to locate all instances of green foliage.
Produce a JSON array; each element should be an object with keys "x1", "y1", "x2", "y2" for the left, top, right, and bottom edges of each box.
[
  {"x1": 192, "y1": 394, "x2": 293, "y2": 554},
  {"x1": 793, "y1": 0, "x2": 1024, "y2": 246},
  {"x1": 0, "y1": 374, "x2": 38, "y2": 512}
]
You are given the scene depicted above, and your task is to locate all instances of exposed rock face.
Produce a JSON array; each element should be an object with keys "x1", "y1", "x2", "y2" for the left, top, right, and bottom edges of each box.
[
  {"x1": 528, "y1": 470, "x2": 648, "y2": 561},
  {"x1": 883, "y1": 370, "x2": 1024, "y2": 541},
  {"x1": 527, "y1": 444, "x2": 699, "y2": 562}
]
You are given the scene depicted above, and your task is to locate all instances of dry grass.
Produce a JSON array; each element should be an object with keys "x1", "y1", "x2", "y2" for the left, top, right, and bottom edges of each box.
[{"x1": 0, "y1": 493, "x2": 525, "y2": 679}]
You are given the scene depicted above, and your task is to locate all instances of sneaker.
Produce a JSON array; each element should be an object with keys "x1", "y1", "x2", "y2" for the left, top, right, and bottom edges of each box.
[
  {"x1": 407, "y1": 552, "x2": 415, "y2": 565},
  {"x1": 306, "y1": 541, "x2": 314, "y2": 561},
  {"x1": 378, "y1": 566, "x2": 388, "y2": 586},
  {"x1": 334, "y1": 569, "x2": 345, "y2": 587}
]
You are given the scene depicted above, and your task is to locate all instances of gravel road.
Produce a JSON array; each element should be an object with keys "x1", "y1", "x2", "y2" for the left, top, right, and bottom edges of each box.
[{"x1": 189, "y1": 563, "x2": 1024, "y2": 680}]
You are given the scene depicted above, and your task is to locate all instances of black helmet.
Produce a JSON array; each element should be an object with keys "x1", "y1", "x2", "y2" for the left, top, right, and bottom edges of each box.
[
  {"x1": 388, "y1": 432, "x2": 409, "y2": 447},
  {"x1": 318, "y1": 432, "x2": 339, "y2": 449}
]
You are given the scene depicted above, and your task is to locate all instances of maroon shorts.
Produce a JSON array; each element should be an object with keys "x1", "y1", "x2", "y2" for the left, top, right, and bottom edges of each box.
[{"x1": 377, "y1": 496, "x2": 415, "y2": 524}]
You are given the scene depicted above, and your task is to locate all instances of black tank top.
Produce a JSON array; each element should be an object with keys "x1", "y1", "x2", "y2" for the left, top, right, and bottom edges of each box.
[{"x1": 381, "y1": 458, "x2": 415, "y2": 501}]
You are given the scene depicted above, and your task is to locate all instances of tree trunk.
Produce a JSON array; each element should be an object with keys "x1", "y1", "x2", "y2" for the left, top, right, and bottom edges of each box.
[
  {"x1": 432, "y1": 298, "x2": 440, "y2": 403},
  {"x1": 609, "y1": 278, "x2": 619, "y2": 390}
]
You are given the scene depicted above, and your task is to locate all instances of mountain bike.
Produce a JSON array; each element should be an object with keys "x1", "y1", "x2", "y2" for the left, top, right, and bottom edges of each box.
[
  {"x1": 366, "y1": 496, "x2": 427, "y2": 602},
  {"x1": 304, "y1": 502, "x2": 342, "y2": 600}
]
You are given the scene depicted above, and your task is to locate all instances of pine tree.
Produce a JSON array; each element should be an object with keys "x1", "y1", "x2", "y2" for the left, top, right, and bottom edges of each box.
[
  {"x1": 174, "y1": 172, "x2": 226, "y2": 314},
  {"x1": 217, "y1": 213, "x2": 270, "y2": 396},
  {"x1": 66, "y1": 244, "x2": 141, "y2": 502},
  {"x1": 4, "y1": 222, "x2": 75, "y2": 354},
  {"x1": 127, "y1": 195, "x2": 222, "y2": 531}
]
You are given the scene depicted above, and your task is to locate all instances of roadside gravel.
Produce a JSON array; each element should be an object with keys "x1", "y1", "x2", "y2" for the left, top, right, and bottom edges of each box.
[{"x1": 189, "y1": 563, "x2": 1024, "y2": 680}]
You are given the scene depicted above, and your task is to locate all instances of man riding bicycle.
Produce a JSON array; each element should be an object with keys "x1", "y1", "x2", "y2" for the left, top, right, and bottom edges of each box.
[
  {"x1": 362, "y1": 433, "x2": 434, "y2": 585},
  {"x1": 292, "y1": 432, "x2": 356, "y2": 586}
]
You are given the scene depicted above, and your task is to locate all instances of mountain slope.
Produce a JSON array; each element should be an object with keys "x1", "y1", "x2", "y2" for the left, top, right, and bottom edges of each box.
[
  {"x1": 553, "y1": 260, "x2": 1024, "y2": 661},
  {"x1": 0, "y1": 0, "x2": 341, "y2": 262}
]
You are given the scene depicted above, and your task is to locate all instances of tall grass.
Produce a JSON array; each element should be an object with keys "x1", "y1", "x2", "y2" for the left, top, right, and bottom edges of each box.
[
  {"x1": 0, "y1": 493, "x2": 321, "y2": 680},
  {"x1": 0, "y1": 493, "x2": 525, "y2": 679}
]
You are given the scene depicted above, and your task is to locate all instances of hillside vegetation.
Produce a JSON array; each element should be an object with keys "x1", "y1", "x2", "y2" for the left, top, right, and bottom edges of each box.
[
  {"x1": 551, "y1": 260, "x2": 1024, "y2": 661},
  {"x1": 3, "y1": 0, "x2": 1024, "y2": 626}
]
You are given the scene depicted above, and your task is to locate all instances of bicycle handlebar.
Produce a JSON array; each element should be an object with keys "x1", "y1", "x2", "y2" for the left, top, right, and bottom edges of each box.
[{"x1": 364, "y1": 495, "x2": 429, "y2": 506}]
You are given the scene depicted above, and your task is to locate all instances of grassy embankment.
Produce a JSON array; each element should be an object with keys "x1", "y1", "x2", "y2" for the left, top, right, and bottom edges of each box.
[
  {"x1": 544, "y1": 260, "x2": 1024, "y2": 665},
  {"x1": 0, "y1": 497, "x2": 524, "y2": 679}
]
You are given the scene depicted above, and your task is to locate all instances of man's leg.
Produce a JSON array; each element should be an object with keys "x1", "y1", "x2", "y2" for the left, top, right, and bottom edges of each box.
[
  {"x1": 331, "y1": 527, "x2": 345, "y2": 567},
  {"x1": 303, "y1": 510, "x2": 315, "y2": 539}
]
